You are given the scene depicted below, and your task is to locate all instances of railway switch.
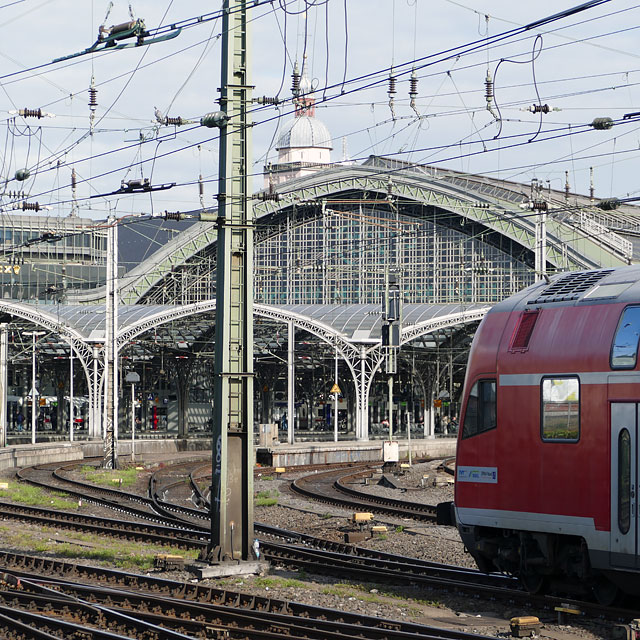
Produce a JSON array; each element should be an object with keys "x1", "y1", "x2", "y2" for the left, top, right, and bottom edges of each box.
[{"x1": 509, "y1": 616, "x2": 540, "y2": 638}]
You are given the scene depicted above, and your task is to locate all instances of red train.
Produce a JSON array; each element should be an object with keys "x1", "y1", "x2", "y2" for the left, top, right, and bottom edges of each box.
[{"x1": 450, "y1": 265, "x2": 640, "y2": 604}]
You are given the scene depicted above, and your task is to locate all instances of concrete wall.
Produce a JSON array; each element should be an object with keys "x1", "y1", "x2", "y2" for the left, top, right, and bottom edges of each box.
[
  {"x1": 0, "y1": 442, "x2": 85, "y2": 472},
  {"x1": 262, "y1": 437, "x2": 457, "y2": 468},
  {"x1": 0, "y1": 436, "x2": 457, "y2": 473}
]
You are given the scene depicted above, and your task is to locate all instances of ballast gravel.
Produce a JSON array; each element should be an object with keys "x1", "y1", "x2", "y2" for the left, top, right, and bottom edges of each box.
[{"x1": 0, "y1": 458, "x2": 615, "y2": 639}]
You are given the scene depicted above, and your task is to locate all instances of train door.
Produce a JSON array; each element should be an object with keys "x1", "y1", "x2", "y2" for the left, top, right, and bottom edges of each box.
[{"x1": 610, "y1": 403, "x2": 638, "y2": 568}]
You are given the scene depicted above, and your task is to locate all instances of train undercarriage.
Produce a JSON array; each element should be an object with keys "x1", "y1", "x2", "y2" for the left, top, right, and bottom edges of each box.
[{"x1": 459, "y1": 524, "x2": 631, "y2": 605}]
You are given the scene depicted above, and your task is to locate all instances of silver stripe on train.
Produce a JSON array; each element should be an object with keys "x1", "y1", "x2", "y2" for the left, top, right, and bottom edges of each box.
[{"x1": 500, "y1": 371, "x2": 640, "y2": 386}]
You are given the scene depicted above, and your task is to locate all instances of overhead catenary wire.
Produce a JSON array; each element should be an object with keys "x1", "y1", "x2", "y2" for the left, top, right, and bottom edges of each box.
[{"x1": 0, "y1": 0, "x2": 633, "y2": 222}]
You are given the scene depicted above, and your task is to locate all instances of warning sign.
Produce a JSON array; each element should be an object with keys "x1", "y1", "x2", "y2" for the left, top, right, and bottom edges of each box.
[{"x1": 330, "y1": 383, "x2": 341, "y2": 395}]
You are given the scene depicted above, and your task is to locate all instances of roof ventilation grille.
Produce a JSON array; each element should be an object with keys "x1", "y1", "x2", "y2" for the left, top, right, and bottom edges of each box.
[{"x1": 527, "y1": 269, "x2": 613, "y2": 304}]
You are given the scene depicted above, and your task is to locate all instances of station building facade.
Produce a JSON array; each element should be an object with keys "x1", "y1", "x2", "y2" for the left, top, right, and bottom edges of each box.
[{"x1": 0, "y1": 79, "x2": 638, "y2": 443}]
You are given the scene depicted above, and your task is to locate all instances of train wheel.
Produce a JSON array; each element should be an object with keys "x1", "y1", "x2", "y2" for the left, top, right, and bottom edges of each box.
[
  {"x1": 592, "y1": 576, "x2": 618, "y2": 606},
  {"x1": 520, "y1": 571, "x2": 545, "y2": 594}
]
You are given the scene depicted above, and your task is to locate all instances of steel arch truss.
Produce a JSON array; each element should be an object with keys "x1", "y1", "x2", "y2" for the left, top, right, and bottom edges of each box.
[
  {"x1": 114, "y1": 301, "x2": 492, "y2": 441},
  {"x1": 108, "y1": 167, "x2": 631, "y2": 306},
  {"x1": 401, "y1": 307, "x2": 491, "y2": 345},
  {"x1": 0, "y1": 301, "x2": 96, "y2": 435}
]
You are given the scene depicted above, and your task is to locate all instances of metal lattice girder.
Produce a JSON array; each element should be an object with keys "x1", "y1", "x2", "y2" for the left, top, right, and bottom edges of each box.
[
  {"x1": 401, "y1": 307, "x2": 491, "y2": 345},
  {"x1": 254, "y1": 167, "x2": 629, "y2": 269},
  {"x1": 68, "y1": 166, "x2": 630, "y2": 306},
  {"x1": 120, "y1": 222, "x2": 218, "y2": 305}
]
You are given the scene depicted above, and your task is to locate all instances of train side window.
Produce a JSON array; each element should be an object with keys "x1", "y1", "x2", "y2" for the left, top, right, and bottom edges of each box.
[
  {"x1": 618, "y1": 428, "x2": 631, "y2": 535},
  {"x1": 462, "y1": 379, "x2": 496, "y2": 439},
  {"x1": 611, "y1": 306, "x2": 640, "y2": 369},
  {"x1": 541, "y1": 377, "x2": 579, "y2": 442}
]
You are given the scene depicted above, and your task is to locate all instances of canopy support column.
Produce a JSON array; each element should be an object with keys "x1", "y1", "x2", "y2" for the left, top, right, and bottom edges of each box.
[{"x1": 287, "y1": 321, "x2": 295, "y2": 444}]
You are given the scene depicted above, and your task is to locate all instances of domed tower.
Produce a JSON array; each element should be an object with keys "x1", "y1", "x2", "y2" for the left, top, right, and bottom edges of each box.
[{"x1": 264, "y1": 58, "x2": 333, "y2": 187}]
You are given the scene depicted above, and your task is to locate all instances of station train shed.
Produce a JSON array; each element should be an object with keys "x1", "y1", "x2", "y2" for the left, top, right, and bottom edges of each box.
[{"x1": 0, "y1": 156, "x2": 636, "y2": 446}]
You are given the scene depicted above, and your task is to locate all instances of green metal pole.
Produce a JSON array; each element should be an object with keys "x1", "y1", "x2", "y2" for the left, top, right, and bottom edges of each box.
[{"x1": 209, "y1": 0, "x2": 254, "y2": 563}]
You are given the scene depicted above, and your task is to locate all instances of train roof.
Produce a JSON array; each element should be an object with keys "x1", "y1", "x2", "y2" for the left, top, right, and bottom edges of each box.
[{"x1": 492, "y1": 264, "x2": 640, "y2": 314}]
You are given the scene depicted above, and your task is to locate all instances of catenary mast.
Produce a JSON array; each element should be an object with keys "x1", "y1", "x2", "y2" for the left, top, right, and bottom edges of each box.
[{"x1": 207, "y1": 0, "x2": 255, "y2": 563}]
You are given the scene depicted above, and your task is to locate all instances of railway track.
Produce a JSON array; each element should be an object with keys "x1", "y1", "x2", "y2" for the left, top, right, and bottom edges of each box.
[
  {"x1": 10, "y1": 460, "x2": 639, "y2": 636},
  {"x1": 0, "y1": 558, "x2": 502, "y2": 640},
  {"x1": 290, "y1": 465, "x2": 439, "y2": 520}
]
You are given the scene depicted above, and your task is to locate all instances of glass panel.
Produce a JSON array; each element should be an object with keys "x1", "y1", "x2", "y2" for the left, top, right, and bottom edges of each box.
[
  {"x1": 462, "y1": 382, "x2": 479, "y2": 439},
  {"x1": 480, "y1": 381, "x2": 497, "y2": 432},
  {"x1": 541, "y1": 378, "x2": 579, "y2": 441},
  {"x1": 618, "y1": 428, "x2": 631, "y2": 535},
  {"x1": 612, "y1": 306, "x2": 640, "y2": 368},
  {"x1": 462, "y1": 380, "x2": 496, "y2": 439}
]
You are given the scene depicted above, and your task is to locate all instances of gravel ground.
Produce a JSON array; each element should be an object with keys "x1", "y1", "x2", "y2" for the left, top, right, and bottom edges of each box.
[
  {"x1": 0, "y1": 458, "x2": 615, "y2": 639},
  {"x1": 246, "y1": 461, "x2": 612, "y2": 639}
]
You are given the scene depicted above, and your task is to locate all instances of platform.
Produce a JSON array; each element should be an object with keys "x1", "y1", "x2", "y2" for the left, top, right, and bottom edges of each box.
[
  {"x1": 0, "y1": 436, "x2": 456, "y2": 473},
  {"x1": 256, "y1": 437, "x2": 457, "y2": 467}
]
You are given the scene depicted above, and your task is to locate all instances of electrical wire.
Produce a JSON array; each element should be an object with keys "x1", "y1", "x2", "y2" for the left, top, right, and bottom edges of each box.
[{"x1": 0, "y1": 3, "x2": 632, "y2": 216}]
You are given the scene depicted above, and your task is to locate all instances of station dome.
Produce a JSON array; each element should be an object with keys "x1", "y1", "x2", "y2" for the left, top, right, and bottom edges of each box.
[{"x1": 276, "y1": 115, "x2": 333, "y2": 151}]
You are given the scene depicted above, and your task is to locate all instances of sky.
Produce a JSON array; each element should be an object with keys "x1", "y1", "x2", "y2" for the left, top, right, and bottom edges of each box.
[{"x1": 0, "y1": 0, "x2": 639, "y2": 222}]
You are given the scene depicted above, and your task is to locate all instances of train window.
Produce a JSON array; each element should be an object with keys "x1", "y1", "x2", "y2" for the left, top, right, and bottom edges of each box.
[
  {"x1": 618, "y1": 428, "x2": 631, "y2": 535},
  {"x1": 611, "y1": 306, "x2": 640, "y2": 369},
  {"x1": 541, "y1": 377, "x2": 579, "y2": 442},
  {"x1": 462, "y1": 379, "x2": 496, "y2": 439}
]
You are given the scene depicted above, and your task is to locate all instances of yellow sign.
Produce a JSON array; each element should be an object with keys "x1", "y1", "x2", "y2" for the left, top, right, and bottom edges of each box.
[
  {"x1": 434, "y1": 399, "x2": 442, "y2": 408},
  {"x1": 0, "y1": 265, "x2": 20, "y2": 275},
  {"x1": 330, "y1": 383, "x2": 341, "y2": 395}
]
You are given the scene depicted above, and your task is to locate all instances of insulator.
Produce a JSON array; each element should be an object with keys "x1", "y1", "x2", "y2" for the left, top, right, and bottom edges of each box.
[
  {"x1": 21, "y1": 201, "x2": 40, "y2": 211},
  {"x1": 163, "y1": 211, "x2": 182, "y2": 221},
  {"x1": 258, "y1": 96, "x2": 280, "y2": 105},
  {"x1": 110, "y1": 20, "x2": 137, "y2": 35},
  {"x1": 531, "y1": 200, "x2": 548, "y2": 212},
  {"x1": 387, "y1": 75, "x2": 397, "y2": 97},
  {"x1": 18, "y1": 108, "x2": 43, "y2": 119},
  {"x1": 255, "y1": 192, "x2": 280, "y2": 202},
  {"x1": 485, "y1": 71, "x2": 494, "y2": 101},
  {"x1": 71, "y1": 168, "x2": 77, "y2": 190},
  {"x1": 198, "y1": 175, "x2": 204, "y2": 197},
  {"x1": 291, "y1": 64, "x2": 301, "y2": 97},
  {"x1": 409, "y1": 70, "x2": 418, "y2": 99},
  {"x1": 597, "y1": 198, "x2": 620, "y2": 211},
  {"x1": 164, "y1": 116, "x2": 183, "y2": 126},
  {"x1": 15, "y1": 169, "x2": 30, "y2": 182},
  {"x1": 88, "y1": 86, "x2": 98, "y2": 109},
  {"x1": 530, "y1": 104, "x2": 550, "y2": 114},
  {"x1": 591, "y1": 117, "x2": 614, "y2": 130},
  {"x1": 200, "y1": 111, "x2": 228, "y2": 128}
]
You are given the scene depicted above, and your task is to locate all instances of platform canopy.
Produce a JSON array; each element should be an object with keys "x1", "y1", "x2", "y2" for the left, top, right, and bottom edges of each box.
[{"x1": 0, "y1": 300, "x2": 490, "y2": 351}]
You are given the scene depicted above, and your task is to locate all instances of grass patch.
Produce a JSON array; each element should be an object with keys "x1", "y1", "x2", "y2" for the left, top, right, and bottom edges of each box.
[
  {"x1": 9, "y1": 526, "x2": 200, "y2": 572},
  {"x1": 254, "y1": 576, "x2": 306, "y2": 589},
  {"x1": 395, "y1": 525, "x2": 405, "y2": 533},
  {"x1": 79, "y1": 466, "x2": 141, "y2": 488},
  {"x1": 260, "y1": 475, "x2": 274, "y2": 481},
  {"x1": 255, "y1": 489, "x2": 278, "y2": 507},
  {"x1": 321, "y1": 582, "x2": 442, "y2": 609},
  {"x1": 0, "y1": 482, "x2": 78, "y2": 510}
]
